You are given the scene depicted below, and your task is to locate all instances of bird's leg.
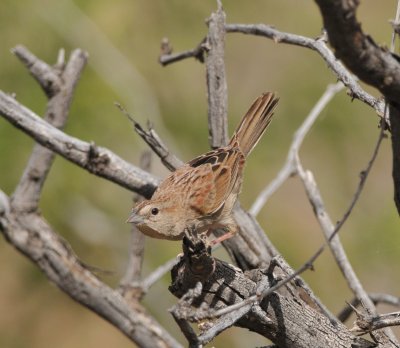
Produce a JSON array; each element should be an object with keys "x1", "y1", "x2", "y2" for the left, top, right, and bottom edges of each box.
[{"x1": 210, "y1": 225, "x2": 237, "y2": 246}]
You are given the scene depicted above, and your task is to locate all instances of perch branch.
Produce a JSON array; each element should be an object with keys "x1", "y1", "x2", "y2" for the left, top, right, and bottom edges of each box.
[
  {"x1": 169, "y1": 235, "x2": 375, "y2": 348},
  {"x1": 210, "y1": 81, "x2": 385, "y2": 325}
]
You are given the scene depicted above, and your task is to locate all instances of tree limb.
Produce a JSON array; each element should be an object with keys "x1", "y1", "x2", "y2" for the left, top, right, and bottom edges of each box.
[
  {"x1": 0, "y1": 91, "x2": 159, "y2": 198},
  {"x1": 0, "y1": 192, "x2": 182, "y2": 348},
  {"x1": 314, "y1": 0, "x2": 400, "y2": 217},
  {"x1": 314, "y1": 0, "x2": 400, "y2": 102},
  {"x1": 169, "y1": 233, "x2": 376, "y2": 348},
  {"x1": 11, "y1": 47, "x2": 88, "y2": 212},
  {"x1": 206, "y1": 0, "x2": 229, "y2": 148}
]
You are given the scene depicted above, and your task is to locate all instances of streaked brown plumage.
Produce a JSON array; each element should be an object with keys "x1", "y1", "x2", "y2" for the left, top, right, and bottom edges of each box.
[{"x1": 127, "y1": 92, "x2": 279, "y2": 240}]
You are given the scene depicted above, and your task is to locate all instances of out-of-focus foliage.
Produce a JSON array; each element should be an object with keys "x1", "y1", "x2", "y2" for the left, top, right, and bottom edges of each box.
[{"x1": 0, "y1": 1, "x2": 399, "y2": 347}]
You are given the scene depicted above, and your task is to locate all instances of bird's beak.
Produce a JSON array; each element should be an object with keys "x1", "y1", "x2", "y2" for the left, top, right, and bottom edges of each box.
[{"x1": 126, "y1": 211, "x2": 144, "y2": 224}]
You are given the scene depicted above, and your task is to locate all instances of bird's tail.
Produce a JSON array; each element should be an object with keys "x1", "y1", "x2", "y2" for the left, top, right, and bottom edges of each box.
[{"x1": 229, "y1": 92, "x2": 279, "y2": 157}]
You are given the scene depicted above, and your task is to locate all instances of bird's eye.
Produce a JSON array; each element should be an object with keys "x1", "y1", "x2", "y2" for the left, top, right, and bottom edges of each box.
[{"x1": 151, "y1": 207, "x2": 159, "y2": 215}]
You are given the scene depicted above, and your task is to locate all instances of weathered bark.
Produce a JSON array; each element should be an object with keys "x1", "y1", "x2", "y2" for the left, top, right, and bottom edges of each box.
[{"x1": 169, "y1": 234, "x2": 375, "y2": 348}]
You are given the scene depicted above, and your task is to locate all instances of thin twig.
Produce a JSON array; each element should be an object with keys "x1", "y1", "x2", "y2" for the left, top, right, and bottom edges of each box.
[
  {"x1": 296, "y1": 127, "x2": 385, "y2": 314},
  {"x1": 159, "y1": 37, "x2": 207, "y2": 66},
  {"x1": 159, "y1": 25, "x2": 384, "y2": 118},
  {"x1": 141, "y1": 256, "x2": 180, "y2": 292},
  {"x1": 115, "y1": 102, "x2": 183, "y2": 171},
  {"x1": 225, "y1": 23, "x2": 385, "y2": 118},
  {"x1": 0, "y1": 91, "x2": 160, "y2": 198},
  {"x1": 250, "y1": 81, "x2": 345, "y2": 216},
  {"x1": 11, "y1": 45, "x2": 62, "y2": 97}
]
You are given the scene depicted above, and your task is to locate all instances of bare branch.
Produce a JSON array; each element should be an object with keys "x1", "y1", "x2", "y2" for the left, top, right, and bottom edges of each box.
[
  {"x1": 0, "y1": 191, "x2": 182, "y2": 348},
  {"x1": 297, "y1": 142, "x2": 398, "y2": 345},
  {"x1": 159, "y1": 37, "x2": 206, "y2": 66},
  {"x1": 160, "y1": 24, "x2": 384, "y2": 118},
  {"x1": 389, "y1": 102, "x2": 400, "y2": 213},
  {"x1": 11, "y1": 48, "x2": 88, "y2": 212},
  {"x1": 116, "y1": 102, "x2": 183, "y2": 171},
  {"x1": 11, "y1": 45, "x2": 62, "y2": 97},
  {"x1": 0, "y1": 91, "x2": 159, "y2": 198},
  {"x1": 206, "y1": 0, "x2": 229, "y2": 148},
  {"x1": 250, "y1": 81, "x2": 345, "y2": 216},
  {"x1": 225, "y1": 23, "x2": 385, "y2": 117}
]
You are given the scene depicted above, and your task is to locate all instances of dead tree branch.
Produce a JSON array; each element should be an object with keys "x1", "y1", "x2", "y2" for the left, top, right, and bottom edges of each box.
[
  {"x1": 0, "y1": 91, "x2": 159, "y2": 198},
  {"x1": 159, "y1": 37, "x2": 207, "y2": 66},
  {"x1": 314, "y1": 0, "x2": 400, "y2": 216},
  {"x1": 11, "y1": 46, "x2": 87, "y2": 212},
  {"x1": 0, "y1": 47, "x2": 182, "y2": 348},
  {"x1": 169, "y1": 233, "x2": 375, "y2": 348},
  {"x1": 0, "y1": 194, "x2": 182, "y2": 348},
  {"x1": 206, "y1": 0, "x2": 229, "y2": 148}
]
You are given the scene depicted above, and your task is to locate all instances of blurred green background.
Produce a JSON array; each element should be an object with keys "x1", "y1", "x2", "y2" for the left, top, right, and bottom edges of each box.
[{"x1": 0, "y1": 1, "x2": 399, "y2": 347}]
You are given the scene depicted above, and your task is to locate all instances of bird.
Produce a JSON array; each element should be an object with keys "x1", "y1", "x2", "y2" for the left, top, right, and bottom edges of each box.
[{"x1": 127, "y1": 92, "x2": 279, "y2": 241}]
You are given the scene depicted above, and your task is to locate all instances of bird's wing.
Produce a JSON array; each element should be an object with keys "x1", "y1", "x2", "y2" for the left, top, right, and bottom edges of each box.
[{"x1": 188, "y1": 146, "x2": 245, "y2": 215}]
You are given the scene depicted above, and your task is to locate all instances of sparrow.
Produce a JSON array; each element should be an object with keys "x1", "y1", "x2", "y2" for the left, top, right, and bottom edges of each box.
[{"x1": 127, "y1": 92, "x2": 279, "y2": 240}]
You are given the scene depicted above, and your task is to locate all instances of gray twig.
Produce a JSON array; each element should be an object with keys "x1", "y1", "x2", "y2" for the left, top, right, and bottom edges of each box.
[
  {"x1": 159, "y1": 37, "x2": 207, "y2": 66},
  {"x1": 115, "y1": 102, "x2": 183, "y2": 171},
  {"x1": 225, "y1": 23, "x2": 385, "y2": 118},
  {"x1": 11, "y1": 45, "x2": 63, "y2": 97},
  {"x1": 250, "y1": 81, "x2": 345, "y2": 216}
]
